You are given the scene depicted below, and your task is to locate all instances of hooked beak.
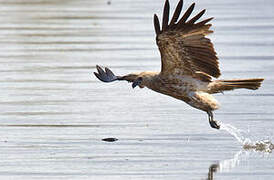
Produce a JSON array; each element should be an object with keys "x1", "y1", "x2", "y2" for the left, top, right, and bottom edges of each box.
[{"x1": 132, "y1": 79, "x2": 141, "y2": 88}]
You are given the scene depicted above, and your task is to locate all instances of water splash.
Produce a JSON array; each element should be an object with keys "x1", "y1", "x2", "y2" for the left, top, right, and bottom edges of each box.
[
  {"x1": 218, "y1": 150, "x2": 244, "y2": 172},
  {"x1": 243, "y1": 140, "x2": 274, "y2": 152},
  {"x1": 219, "y1": 123, "x2": 247, "y2": 144},
  {"x1": 219, "y1": 122, "x2": 274, "y2": 153}
]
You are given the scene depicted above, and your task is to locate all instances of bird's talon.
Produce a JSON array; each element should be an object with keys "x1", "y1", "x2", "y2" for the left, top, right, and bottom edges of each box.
[{"x1": 210, "y1": 120, "x2": 220, "y2": 129}]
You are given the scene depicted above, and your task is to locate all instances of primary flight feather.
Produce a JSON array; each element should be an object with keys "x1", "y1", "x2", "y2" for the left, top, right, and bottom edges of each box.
[{"x1": 94, "y1": 0, "x2": 264, "y2": 129}]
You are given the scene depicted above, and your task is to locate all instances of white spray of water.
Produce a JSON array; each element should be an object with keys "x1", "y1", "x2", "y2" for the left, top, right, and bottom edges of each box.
[
  {"x1": 218, "y1": 150, "x2": 245, "y2": 173},
  {"x1": 219, "y1": 122, "x2": 274, "y2": 153}
]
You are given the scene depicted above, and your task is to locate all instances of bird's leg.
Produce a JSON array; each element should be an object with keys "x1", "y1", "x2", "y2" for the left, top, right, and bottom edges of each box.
[{"x1": 207, "y1": 111, "x2": 220, "y2": 129}]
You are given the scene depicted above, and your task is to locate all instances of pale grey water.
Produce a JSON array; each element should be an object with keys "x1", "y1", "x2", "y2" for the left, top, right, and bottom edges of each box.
[{"x1": 0, "y1": 0, "x2": 273, "y2": 179}]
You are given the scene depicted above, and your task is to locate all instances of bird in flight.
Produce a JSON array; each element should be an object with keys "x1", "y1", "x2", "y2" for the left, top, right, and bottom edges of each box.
[{"x1": 94, "y1": 0, "x2": 264, "y2": 129}]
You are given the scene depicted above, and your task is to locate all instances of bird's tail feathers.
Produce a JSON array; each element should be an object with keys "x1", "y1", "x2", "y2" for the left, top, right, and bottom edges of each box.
[{"x1": 209, "y1": 78, "x2": 264, "y2": 93}]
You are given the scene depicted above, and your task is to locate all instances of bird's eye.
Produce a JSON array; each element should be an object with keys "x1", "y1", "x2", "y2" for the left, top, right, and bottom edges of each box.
[{"x1": 138, "y1": 77, "x2": 143, "y2": 81}]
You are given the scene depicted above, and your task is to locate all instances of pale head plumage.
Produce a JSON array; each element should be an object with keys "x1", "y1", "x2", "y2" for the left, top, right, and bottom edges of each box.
[{"x1": 132, "y1": 71, "x2": 159, "y2": 88}]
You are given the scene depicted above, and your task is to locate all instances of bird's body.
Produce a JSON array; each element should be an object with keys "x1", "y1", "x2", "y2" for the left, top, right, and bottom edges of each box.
[
  {"x1": 94, "y1": 0, "x2": 264, "y2": 129},
  {"x1": 130, "y1": 72, "x2": 219, "y2": 112}
]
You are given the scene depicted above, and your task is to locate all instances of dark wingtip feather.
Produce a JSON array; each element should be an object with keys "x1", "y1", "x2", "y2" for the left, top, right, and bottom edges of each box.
[
  {"x1": 154, "y1": 14, "x2": 161, "y2": 35},
  {"x1": 170, "y1": 0, "x2": 183, "y2": 27},
  {"x1": 178, "y1": 3, "x2": 195, "y2": 26},
  {"x1": 195, "y1": 17, "x2": 214, "y2": 27},
  {"x1": 187, "y1": 9, "x2": 206, "y2": 24},
  {"x1": 162, "y1": 0, "x2": 170, "y2": 31}
]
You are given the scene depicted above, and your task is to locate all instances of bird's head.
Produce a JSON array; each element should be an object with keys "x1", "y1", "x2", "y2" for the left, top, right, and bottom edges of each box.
[{"x1": 132, "y1": 71, "x2": 158, "y2": 89}]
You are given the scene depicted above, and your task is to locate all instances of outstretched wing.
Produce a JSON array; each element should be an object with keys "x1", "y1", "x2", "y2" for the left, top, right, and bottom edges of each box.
[{"x1": 154, "y1": 0, "x2": 220, "y2": 81}]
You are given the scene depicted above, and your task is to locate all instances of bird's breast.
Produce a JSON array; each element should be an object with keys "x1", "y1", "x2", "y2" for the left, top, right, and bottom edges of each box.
[
  {"x1": 146, "y1": 75, "x2": 208, "y2": 102},
  {"x1": 159, "y1": 75, "x2": 207, "y2": 91}
]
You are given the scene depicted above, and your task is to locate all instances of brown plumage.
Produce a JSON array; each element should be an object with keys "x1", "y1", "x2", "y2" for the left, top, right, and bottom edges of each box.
[{"x1": 94, "y1": 0, "x2": 264, "y2": 129}]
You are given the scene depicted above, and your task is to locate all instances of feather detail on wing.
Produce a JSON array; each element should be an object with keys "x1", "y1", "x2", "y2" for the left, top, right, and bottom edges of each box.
[{"x1": 154, "y1": 0, "x2": 220, "y2": 82}]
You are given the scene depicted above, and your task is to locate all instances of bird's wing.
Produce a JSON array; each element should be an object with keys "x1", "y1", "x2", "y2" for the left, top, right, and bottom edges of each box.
[{"x1": 154, "y1": 0, "x2": 220, "y2": 82}]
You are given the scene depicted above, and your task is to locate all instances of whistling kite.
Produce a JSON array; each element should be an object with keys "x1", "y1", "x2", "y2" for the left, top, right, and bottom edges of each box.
[{"x1": 94, "y1": 0, "x2": 264, "y2": 129}]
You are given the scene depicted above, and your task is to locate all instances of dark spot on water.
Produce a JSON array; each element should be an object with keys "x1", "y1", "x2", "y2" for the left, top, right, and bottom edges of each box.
[
  {"x1": 107, "y1": 1, "x2": 111, "y2": 5},
  {"x1": 102, "y1": 138, "x2": 118, "y2": 142}
]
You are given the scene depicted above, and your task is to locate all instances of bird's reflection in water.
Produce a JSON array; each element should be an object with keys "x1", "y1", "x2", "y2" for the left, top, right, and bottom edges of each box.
[
  {"x1": 205, "y1": 150, "x2": 246, "y2": 180},
  {"x1": 206, "y1": 122, "x2": 274, "y2": 179},
  {"x1": 207, "y1": 163, "x2": 219, "y2": 180},
  {"x1": 205, "y1": 145, "x2": 273, "y2": 180}
]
